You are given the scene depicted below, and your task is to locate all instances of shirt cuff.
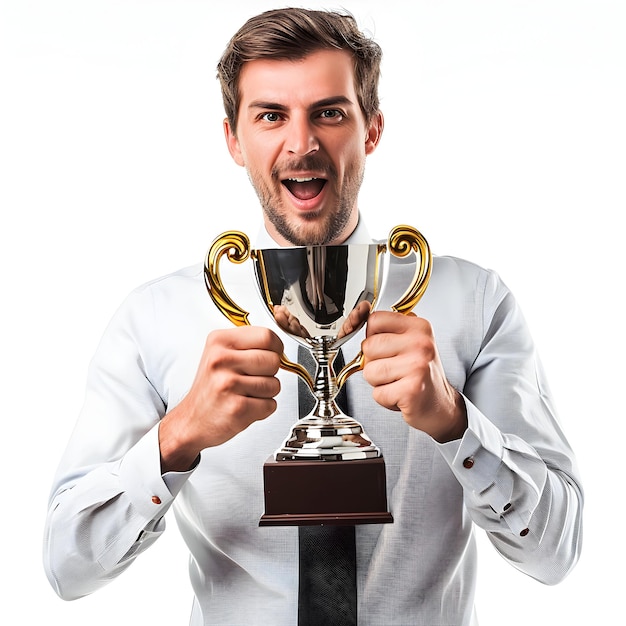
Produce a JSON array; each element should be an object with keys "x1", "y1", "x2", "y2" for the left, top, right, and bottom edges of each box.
[
  {"x1": 436, "y1": 396, "x2": 541, "y2": 535},
  {"x1": 437, "y1": 396, "x2": 516, "y2": 519},
  {"x1": 118, "y1": 423, "x2": 196, "y2": 521},
  {"x1": 437, "y1": 396, "x2": 505, "y2": 491}
]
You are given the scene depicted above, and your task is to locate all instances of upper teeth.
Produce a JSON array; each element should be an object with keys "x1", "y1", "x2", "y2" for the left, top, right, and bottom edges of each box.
[{"x1": 288, "y1": 177, "x2": 315, "y2": 183}]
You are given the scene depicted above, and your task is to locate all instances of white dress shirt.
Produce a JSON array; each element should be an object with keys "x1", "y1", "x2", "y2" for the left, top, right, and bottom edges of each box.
[{"x1": 43, "y1": 219, "x2": 583, "y2": 625}]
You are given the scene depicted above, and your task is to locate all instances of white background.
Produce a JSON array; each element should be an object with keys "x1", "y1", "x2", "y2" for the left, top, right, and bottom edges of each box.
[{"x1": 1, "y1": 0, "x2": 624, "y2": 623}]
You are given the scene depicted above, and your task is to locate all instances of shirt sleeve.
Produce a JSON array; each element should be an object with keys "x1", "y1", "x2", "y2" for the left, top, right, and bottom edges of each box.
[
  {"x1": 43, "y1": 287, "x2": 196, "y2": 601},
  {"x1": 437, "y1": 270, "x2": 583, "y2": 585}
]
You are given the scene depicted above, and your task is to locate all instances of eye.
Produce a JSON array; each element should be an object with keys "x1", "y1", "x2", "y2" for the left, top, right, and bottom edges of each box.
[
  {"x1": 261, "y1": 112, "x2": 282, "y2": 123},
  {"x1": 319, "y1": 109, "x2": 343, "y2": 121}
]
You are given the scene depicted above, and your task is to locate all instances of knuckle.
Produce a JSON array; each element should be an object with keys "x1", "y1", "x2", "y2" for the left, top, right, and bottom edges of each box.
[
  {"x1": 265, "y1": 398, "x2": 278, "y2": 416},
  {"x1": 227, "y1": 392, "x2": 248, "y2": 417},
  {"x1": 252, "y1": 397, "x2": 277, "y2": 422},
  {"x1": 216, "y1": 370, "x2": 238, "y2": 393},
  {"x1": 268, "y1": 352, "x2": 282, "y2": 373}
]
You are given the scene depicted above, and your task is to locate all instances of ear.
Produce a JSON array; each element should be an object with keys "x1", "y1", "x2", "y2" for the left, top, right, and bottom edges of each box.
[
  {"x1": 364, "y1": 110, "x2": 384, "y2": 155},
  {"x1": 223, "y1": 118, "x2": 245, "y2": 167}
]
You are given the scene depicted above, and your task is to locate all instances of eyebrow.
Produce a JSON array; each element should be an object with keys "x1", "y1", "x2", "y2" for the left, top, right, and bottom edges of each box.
[{"x1": 248, "y1": 96, "x2": 355, "y2": 112}]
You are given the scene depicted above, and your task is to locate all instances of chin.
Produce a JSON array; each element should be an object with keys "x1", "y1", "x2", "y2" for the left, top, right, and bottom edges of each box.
[{"x1": 295, "y1": 220, "x2": 335, "y2": 245}]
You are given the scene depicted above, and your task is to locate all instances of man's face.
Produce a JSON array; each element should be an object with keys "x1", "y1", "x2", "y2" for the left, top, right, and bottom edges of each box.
[{"x1": 224, "y1": 49, "x2": 383, "y2": 246}]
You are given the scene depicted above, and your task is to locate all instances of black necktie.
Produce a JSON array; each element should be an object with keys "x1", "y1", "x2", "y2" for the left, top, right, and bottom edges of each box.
[{"x1": 297, "y1": 346, "x2": 357, "y2": 626}]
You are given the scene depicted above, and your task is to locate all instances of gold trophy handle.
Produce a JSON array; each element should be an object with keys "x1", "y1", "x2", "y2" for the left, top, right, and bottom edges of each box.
[
  {"x1": 205, "y1": 231, "x2": 252, "y2": 327},
  {"x1": 204, "y1": 231, "x2": 314, "y2": 390},
  {"x1": 387, "y1": 224, "x2": 432, "y2": 314},
  {"x1": 336, "y1": 224, "x2": 432, "y2": 389}
]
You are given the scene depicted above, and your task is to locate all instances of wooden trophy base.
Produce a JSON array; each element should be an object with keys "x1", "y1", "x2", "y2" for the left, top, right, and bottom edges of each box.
[{"x1": 259, "y1": 456, "x2": 393, "y2": 527}]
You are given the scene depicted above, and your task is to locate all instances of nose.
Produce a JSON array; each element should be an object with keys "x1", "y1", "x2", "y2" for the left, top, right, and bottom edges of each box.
[{"x1": 286, "y1": 114, "x2": 319, "y2": 157}]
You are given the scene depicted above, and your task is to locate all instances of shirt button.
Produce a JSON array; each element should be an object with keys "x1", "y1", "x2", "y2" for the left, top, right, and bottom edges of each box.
[
  {"x1": 520, "y1": 528, "x2": 530, "y2": 537},
  {"x1": 462, "y1": 456, "x2": 475, "y2": 469},
  {"x1": 151, "y1": 496, "x2": 162, "y2": 505},
  {"x1": 503, "y1": 503, "x2": 512, "y2": 511}
]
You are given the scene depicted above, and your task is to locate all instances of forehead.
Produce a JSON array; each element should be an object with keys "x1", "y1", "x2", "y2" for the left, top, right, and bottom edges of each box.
[{"x1": 237, "y1": 49, "x2": 358, "y2": 108}]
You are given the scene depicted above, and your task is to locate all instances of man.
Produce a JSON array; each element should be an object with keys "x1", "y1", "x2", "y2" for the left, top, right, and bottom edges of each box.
[{"x1": 44, "y1": 8, "x2": 583, "y2": 625}]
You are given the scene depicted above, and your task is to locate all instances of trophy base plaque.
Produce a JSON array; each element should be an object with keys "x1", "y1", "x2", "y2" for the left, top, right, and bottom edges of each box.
[{"x1": 259, "y1": 456, "x2": 393, "y2": 527}]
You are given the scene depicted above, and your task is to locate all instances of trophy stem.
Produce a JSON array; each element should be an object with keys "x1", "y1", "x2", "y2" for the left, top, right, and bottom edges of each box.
[
  {"x1": 274, "y1": 342, "x2": 381, "y2": 462},
  {"x1": 309, "y1": 345, "x2": 342, "y2": 421}
]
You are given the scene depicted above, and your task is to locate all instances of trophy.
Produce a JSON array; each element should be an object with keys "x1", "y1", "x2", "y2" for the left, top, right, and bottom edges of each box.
[{"x1": 205, "y1": 225, "x2": 432, "y2": 526}]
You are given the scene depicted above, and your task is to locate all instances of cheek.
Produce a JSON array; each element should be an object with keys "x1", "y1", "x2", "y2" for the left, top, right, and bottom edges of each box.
[
  {"x1": 247, "y1": 143, "x2": 281, "y2": 176},
  {"x1": 341, "y1": 141, "x2": 367, "y2": 169}
]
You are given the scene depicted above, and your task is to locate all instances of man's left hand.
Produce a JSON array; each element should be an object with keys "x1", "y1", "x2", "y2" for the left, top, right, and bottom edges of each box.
[{"x1": 361, "y1": 311, "x2": 467, "y2": 443}]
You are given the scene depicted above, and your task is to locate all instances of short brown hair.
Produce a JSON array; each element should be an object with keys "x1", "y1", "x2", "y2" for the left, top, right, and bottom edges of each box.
[{"x1": 217, "y1": 8, "x2": 382, "y2": 132}]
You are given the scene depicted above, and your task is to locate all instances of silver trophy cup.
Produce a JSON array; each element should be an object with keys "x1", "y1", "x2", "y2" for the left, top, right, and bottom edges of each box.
[{"x1": 205, "y1": 225, "x2": 432, "y2": 525}]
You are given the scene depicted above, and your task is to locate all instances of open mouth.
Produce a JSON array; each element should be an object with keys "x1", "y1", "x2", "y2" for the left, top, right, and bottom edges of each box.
[{"x1": 282, "y1": 177, "x2": 327, "y2": 201}]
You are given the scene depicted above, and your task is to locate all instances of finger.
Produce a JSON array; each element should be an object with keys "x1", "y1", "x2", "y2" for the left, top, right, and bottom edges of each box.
[
  {"x1": 363, "y1": 315, "x2": 435, "y2": 362},
  {"x1": 370, "y1": 380, "x2": 402, "y2": 413},
  {"x1": 233, "y1": 373, "x2": 282, "y2": 399},
  {"x1": 219, "y1": 395, "x2": 279, "y2": 429},
  {"x1": 362, "y1": 355, "x2": 402, "y2": 387},
  {"x1": 365, "y1": 310, "x2": 420, "y2": 337},
  {"x1": 220, "y1": 326, "x2": 284, "y2": 354},
  {"x1": 362, "y1": 333, "x2": 399, "y2": 361},
  {"x1": 234, "y1": 348, "x2": 282, "y2": 376},
  {"x1": 241, "y1": 396, "x2": 279, "y2": 422},
  {"x1": 370, "y1": 372, "x2": 432, "y2": 415}
]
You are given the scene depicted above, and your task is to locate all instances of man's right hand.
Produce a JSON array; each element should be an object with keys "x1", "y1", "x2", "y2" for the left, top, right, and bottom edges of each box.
[{"x1": 158, "y1": 326, "x2": 283, "y2": 472}]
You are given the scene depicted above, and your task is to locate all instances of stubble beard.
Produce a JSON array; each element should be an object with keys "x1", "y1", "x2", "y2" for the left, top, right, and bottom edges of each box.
[{"x1": 247, "y1": 157, "x2": 365, "y2": 246}]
